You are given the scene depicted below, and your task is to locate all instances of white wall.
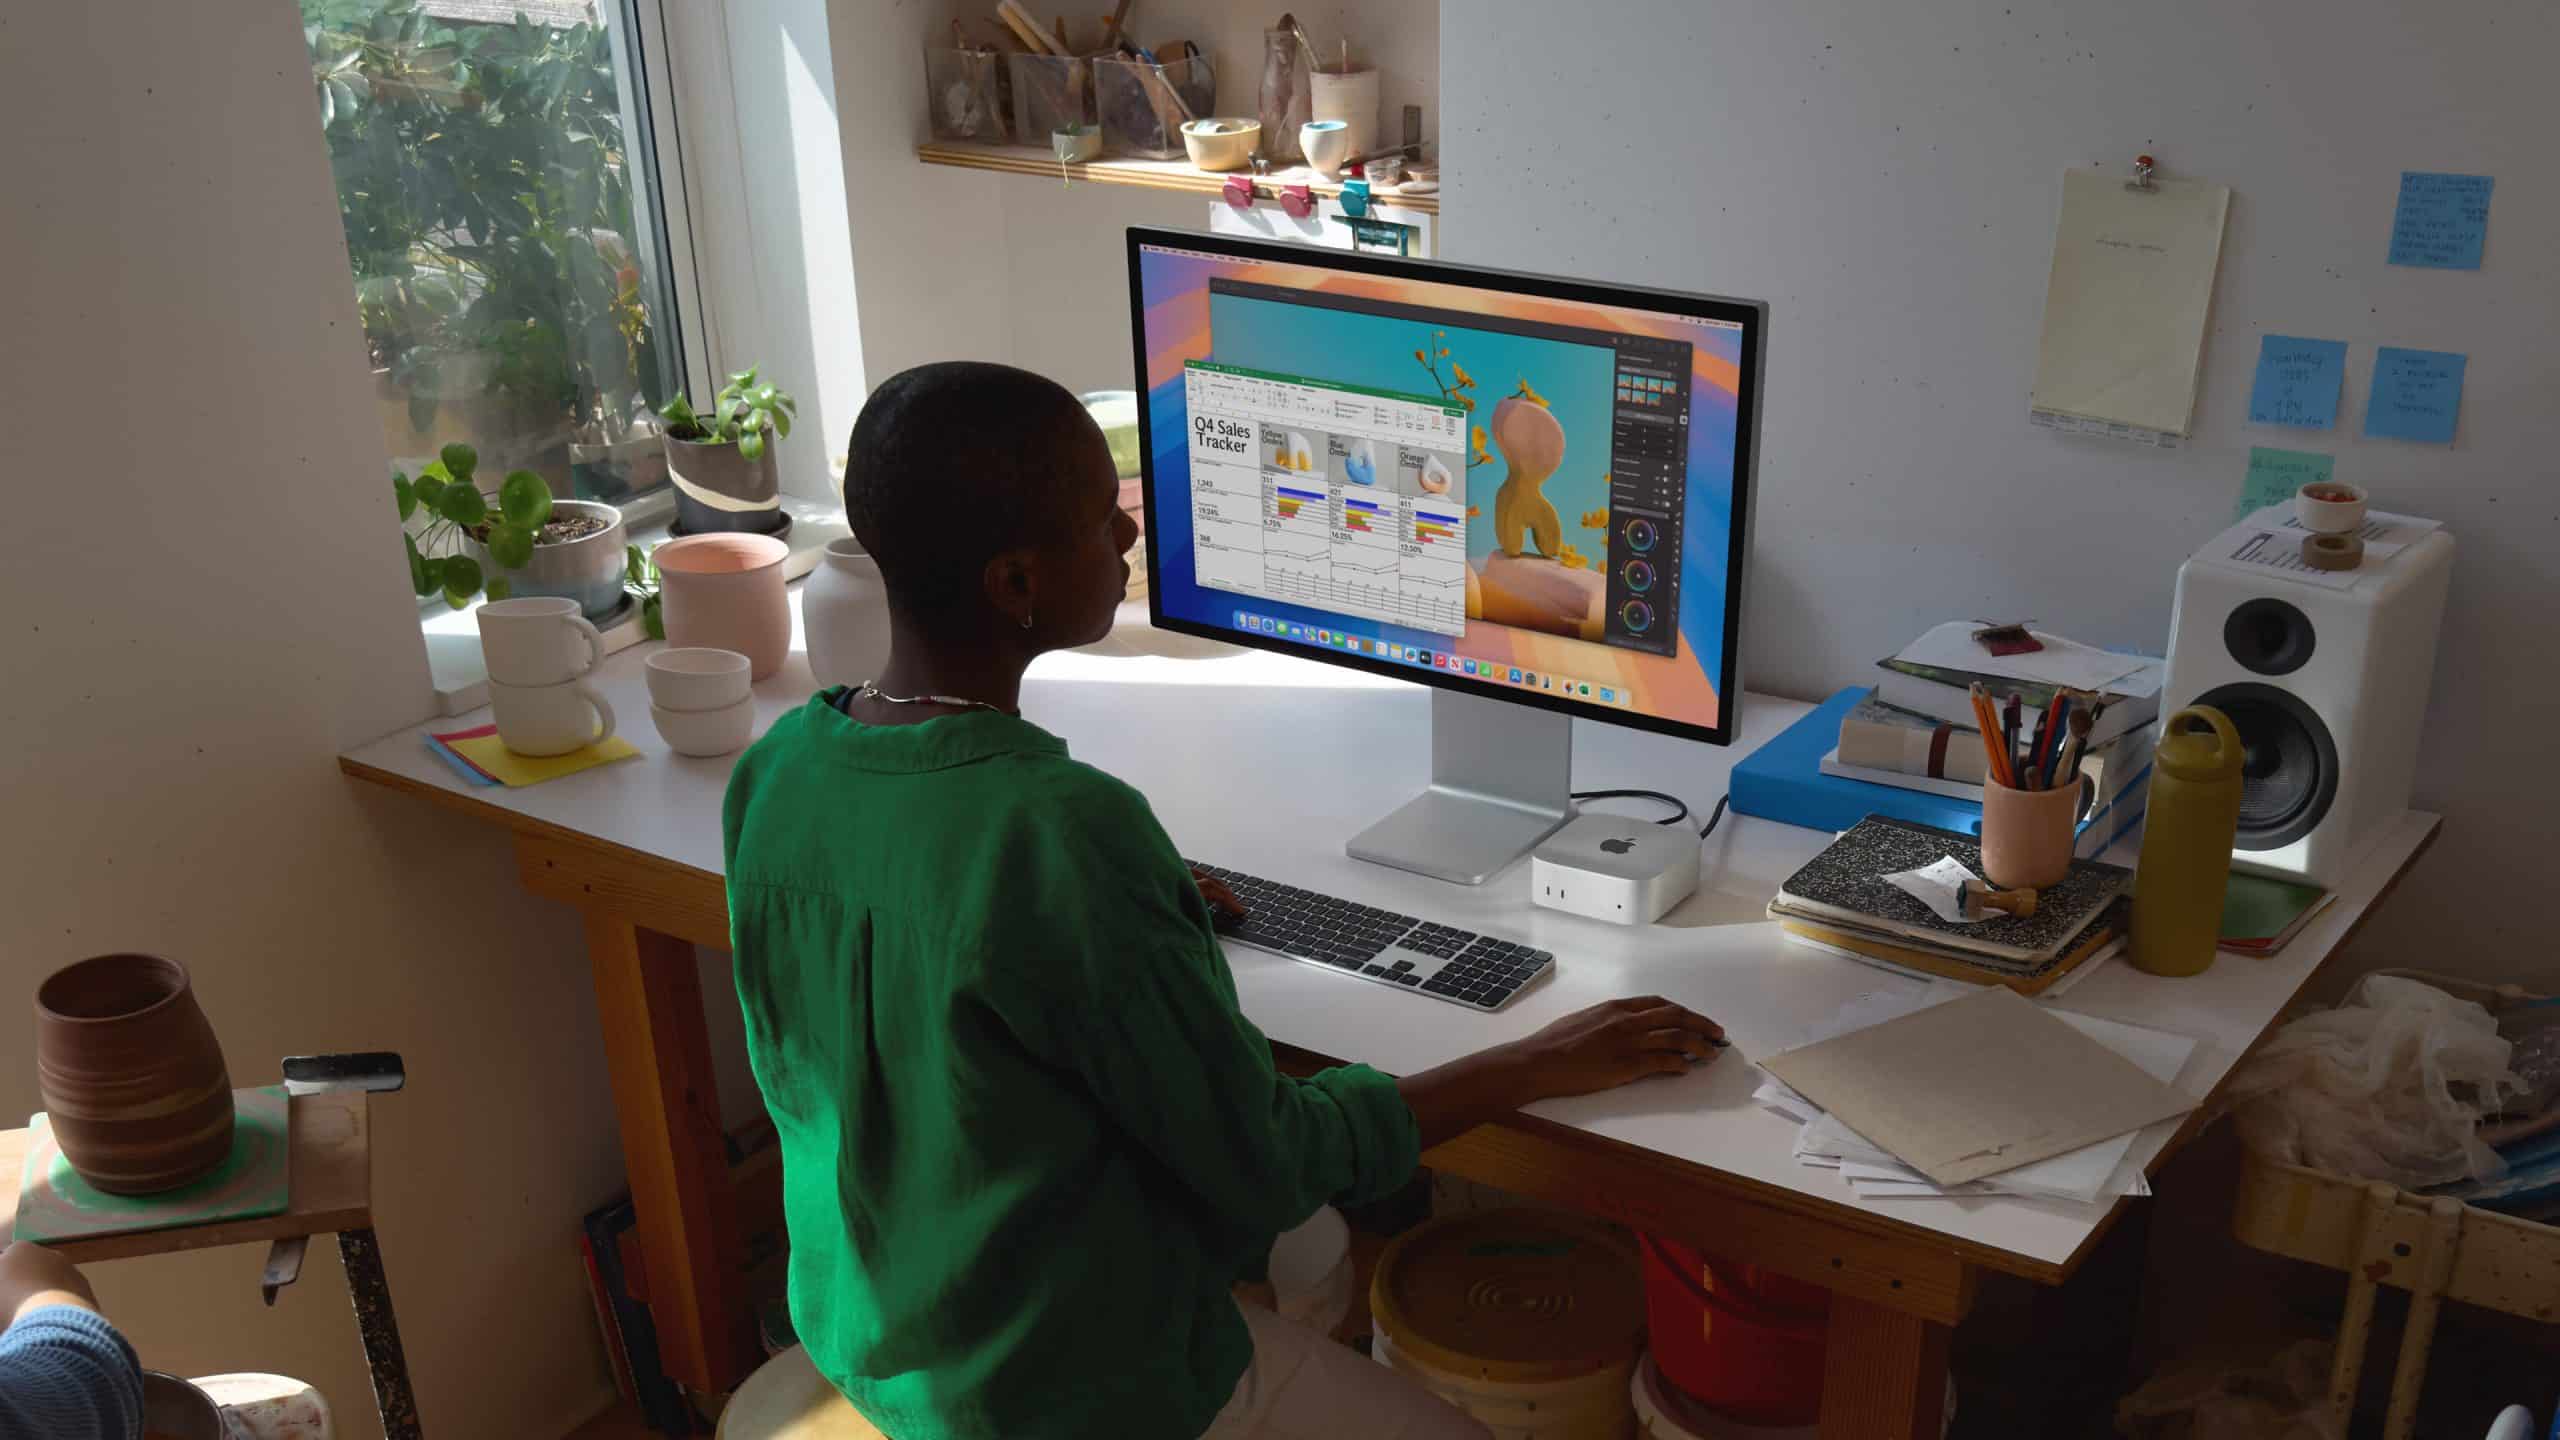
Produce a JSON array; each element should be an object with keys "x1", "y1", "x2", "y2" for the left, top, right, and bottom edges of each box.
[
  {"x1": 1443, "y1": 0, "x2": 2558, "y2": 980},
  {"x1": 676, "y1": 0, "x2": 869, "y2": 498},
  {"x1": 0, "y1": 4, "x2": 668, "y2": 1434}
]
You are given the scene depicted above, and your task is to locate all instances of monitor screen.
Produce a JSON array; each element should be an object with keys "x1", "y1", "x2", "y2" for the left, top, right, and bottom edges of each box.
[{"x1": 1126, "y1": 230, "x2": 1763, "y2": 745}]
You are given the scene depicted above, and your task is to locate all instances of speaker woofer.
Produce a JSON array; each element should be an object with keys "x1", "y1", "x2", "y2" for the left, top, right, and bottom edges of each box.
[
  {"x1": 2193, "y1": 682, "x2": 2338, "y2": 851},
  {"x1": 2224, "y1": 597, "x2": 2316, "y2": 676}
]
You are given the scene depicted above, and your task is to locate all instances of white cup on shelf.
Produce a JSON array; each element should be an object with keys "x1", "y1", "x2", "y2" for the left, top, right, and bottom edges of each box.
[
  {"x1": 489, "y1": 677, "x2": 616, "y2": 757},
  {"x1": 477, "y1": 596, "x2": 606, "y2": 687}
]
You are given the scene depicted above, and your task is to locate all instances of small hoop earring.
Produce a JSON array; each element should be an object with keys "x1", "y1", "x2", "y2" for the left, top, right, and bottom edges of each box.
[{"x1": 1019, "y1": 610, "x2": 1035, "y2": 631}]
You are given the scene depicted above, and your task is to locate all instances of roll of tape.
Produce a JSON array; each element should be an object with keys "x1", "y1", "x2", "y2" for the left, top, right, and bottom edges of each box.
[{"x1": 2302, "y1": 531, "x2": 2365, "y2": 571}]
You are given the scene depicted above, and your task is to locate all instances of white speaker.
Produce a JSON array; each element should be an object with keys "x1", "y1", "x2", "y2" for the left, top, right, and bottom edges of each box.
[{"x1": 2158, "y1": 523, "x2": 2454, "y2": 888}]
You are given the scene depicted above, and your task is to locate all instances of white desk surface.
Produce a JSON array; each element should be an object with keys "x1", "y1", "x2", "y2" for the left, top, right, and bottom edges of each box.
[{"x1": 343, "y1": 599, "x2": 2438, "y2": 1277}]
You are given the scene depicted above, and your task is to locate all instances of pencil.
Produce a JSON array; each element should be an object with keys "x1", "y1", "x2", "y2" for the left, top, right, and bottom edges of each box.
[
  {"x1": 1970, "y1": 684, "x2": 2015, "y2": 789},
  {"x1": 2002, "y1": 693, "x2": 2024, "y2": 788}
]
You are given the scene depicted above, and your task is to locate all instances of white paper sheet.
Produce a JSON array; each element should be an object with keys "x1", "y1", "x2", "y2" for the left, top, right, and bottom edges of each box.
[
  {"x1": 1774, "y1": 989, "x2": 2195, "y2": 1201},
  {"x1": 1892, "y1": 620, "x2": 2152, "y2": 693},
  {"x1": 2029, "y1": 169, "x2": 2232, "y2": 436},
  {"x1": 1794, "y1": 1007, "x2": 2197, "y2": 1204},
  {"x1": 1883, "y1": 855, "x2": 1992, "y2": 924}
]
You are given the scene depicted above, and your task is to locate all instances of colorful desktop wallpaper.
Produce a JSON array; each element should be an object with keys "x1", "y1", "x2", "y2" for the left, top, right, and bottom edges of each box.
[{"x1": 1137, "y1": 243, "x2": 1747, "y2": 732}]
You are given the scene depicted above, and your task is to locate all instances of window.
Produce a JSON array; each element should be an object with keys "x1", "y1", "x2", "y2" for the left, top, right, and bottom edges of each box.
[{"x1": 304, "y1": 0, "x2": 695, "y2": 512}]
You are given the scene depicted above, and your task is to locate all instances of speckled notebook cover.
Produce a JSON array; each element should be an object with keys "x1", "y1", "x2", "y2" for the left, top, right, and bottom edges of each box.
[{"x1": 1774, "y1": 817, "x2": 2132, "y2": 962}]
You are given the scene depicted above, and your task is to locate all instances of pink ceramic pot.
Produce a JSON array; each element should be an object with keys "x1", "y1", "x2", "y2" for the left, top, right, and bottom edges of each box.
[{"x1": 655, "y1": 533, "x2": 792, "y2": 680}]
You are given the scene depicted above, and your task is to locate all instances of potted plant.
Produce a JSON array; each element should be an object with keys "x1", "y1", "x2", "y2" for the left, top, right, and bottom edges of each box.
[
  {"x1": 659, "y1": 366, "x2": 796, "y2": 536},
  {"x1": 394, "y1": 443, "x2": 627, "y2": 620}
]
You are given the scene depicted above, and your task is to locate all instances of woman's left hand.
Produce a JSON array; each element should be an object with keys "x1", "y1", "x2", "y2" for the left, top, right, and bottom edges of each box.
[{"x1": 1191, "y1": 867, "x2": 1246, "y2": 927}]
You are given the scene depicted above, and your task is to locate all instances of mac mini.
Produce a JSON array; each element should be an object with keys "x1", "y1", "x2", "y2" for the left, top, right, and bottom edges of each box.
[{"x1": 1529, "y1": 814, "x2": 1701, "y2": 925}]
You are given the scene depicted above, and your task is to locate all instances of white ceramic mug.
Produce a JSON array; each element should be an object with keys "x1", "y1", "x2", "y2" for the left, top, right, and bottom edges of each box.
[
  {"x1": 477, "y1": 596, "x2": 606, "y2": 687},
  {"x1": 645, "y1": 647, "x2": 753, "y2": 713},
  {"x1": 488, "y1": 677, "x2": 617, "y2": 757}
]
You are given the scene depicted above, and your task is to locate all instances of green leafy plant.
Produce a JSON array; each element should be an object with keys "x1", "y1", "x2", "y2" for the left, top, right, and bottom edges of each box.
[
  {"x1": 392, "y1": 442, "x2": 554, "y2": 607},
  {"x1": 624, "y1": 543, "x2": 664, "y2": 640},
  {"x1": 661, "y1": 366, "x2": 797, "y2": 462},
  {"x1": 306, "y1": 0, "x2": 667, "y2": 443}
]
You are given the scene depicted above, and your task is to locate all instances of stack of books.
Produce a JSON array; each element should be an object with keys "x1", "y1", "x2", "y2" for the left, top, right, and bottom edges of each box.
[
  {"x1": 1818, "y1": 621, "x2": 2167, "y2": 857},
  {"x1": 1769, "y1": 816, "x2": 2135, "y2": 995}
]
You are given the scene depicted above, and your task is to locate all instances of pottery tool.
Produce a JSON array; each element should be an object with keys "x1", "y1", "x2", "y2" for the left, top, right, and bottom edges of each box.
[
  {"x1": 2301, "y1": 531, "x2": 2365, "y2": 570},
  {"x1": 1958, "y1": 880, "x2": 2039, "y2": 921},
  {"x1": 14, "y1": 1086, "x2": 292, "y2": 1245},
  {"x1": 1099, "y1": 0, "x2": 1133, "y2": 49},
  {"x1": 995, "y1": 1, "x2": 1057, "y2": 54}
]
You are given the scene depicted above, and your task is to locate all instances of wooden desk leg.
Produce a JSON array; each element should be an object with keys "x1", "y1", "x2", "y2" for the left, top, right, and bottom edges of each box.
[
  {"x1": 338, "y1": 1227, "x2": 422, "y2": 1440},
  {"x1": 587, "y1": 915, "x2": 752, "y2": 1394},
  {"x1": 1820, "y1": 1295, "x2": 1952, "y2": 1440}
]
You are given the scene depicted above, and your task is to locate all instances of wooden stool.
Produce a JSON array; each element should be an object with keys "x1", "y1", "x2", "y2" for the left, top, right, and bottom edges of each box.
[{"x1": 717, "y1": 1347, "x2": 886, "y2": 1440}]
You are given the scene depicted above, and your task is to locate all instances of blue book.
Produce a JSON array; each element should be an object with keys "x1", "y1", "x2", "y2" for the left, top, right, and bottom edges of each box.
[
  {"x1": 1734, "y1": 687, "x2": 2150, "y2": 844},
  {"x1": 1733, "y1": 688, "x2": 1990, "y2": 836}
]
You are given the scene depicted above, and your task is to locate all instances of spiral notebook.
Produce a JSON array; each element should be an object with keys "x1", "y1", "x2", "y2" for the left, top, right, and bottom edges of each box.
[{"x1": 1771, "y1": 817, "x2": 2132, "y2": 965}]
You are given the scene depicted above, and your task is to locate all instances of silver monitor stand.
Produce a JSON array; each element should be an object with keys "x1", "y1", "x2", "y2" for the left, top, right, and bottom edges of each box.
[{"x1": 1346, "y1": 688, "x2": 1574, "y2": 885}]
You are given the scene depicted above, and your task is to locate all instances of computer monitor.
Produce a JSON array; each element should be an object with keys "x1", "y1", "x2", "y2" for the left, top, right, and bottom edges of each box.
[{"x1": 1126, "y1": 229, "x2": 1766, "y2": 883}]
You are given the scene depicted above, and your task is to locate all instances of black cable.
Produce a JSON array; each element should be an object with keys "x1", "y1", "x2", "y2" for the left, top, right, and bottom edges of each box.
[
  {"x1": 1698, "y1": 793, "x2": 1730, "y2": 840},
  {"x1": 1569, "y1": 788, "x2": 1690, "y2": 828}
]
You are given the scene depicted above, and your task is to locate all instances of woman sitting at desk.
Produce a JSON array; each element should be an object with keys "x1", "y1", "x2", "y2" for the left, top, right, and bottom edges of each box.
[{"x1": 724, "y1": 361, "x2": 1725, "y2": 1440}]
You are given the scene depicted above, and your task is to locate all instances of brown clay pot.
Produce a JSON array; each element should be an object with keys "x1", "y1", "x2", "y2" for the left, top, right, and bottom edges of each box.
[{"x1": 34, "y1": 954, "x2": 234, "y2": 1195}]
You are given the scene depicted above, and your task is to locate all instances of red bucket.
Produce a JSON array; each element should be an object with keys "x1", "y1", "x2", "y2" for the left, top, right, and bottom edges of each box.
[{"x1": 1638, "y1": 1232, "x2": 1829, "y2": 1428}]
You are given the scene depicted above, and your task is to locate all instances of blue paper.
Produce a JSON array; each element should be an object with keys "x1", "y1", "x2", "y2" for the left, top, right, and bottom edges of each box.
[
  {"x1": 2388, "y1": 172, "x2": 2494, "y2": 270},
  {"x1": 2364, "y1": 347, "x2": 2467, "y2": 444},
  {"x1": 2247, "y1": 336, "x2": 2347, "y2": 428}
]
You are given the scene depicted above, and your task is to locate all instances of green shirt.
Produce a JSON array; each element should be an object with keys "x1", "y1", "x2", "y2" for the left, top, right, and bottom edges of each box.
[{"x1": 723, "y1": 694, "x2": 1420, "y2": 1440}]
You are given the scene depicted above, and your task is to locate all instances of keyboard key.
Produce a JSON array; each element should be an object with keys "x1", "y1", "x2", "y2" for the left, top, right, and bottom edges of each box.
[
  {"x1": 1362, "y1": 964, "x2": 1390, "y2": 976},
  {"x1": 1393, "y1": 973, "x2": 1421, "y2": 985},
  {"x1": 1389, "y1": 959, "x2": 1415, "y2": 972}
]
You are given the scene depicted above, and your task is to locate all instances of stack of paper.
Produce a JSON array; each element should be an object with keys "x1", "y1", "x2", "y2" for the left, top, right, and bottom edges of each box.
[{"x1": 1753, "y1": 987, "x2": 2200, "y2": 1207}]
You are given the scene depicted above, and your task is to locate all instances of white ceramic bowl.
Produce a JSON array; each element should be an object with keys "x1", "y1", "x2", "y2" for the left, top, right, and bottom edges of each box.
[
  {"x1": 2294, "y1": 480, "x2": 2368, "y2": 534},
  {"x1": 651, "y1": 698, "x2": 757, "y2": 757},
  {"x1": 646, "y1": 647, "x2": 752, "y2": 713},
  {"x1": 1181, "y1": 118, "x2": 1261, "y2": 172},
  {"x1": 1299, "y1": 119, "x2": 1351, "y2": 178}
]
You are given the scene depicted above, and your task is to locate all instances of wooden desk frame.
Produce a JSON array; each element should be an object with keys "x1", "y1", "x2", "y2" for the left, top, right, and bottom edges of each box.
[{"x1": 345, "y1": 755, "x2": 2433, "y2": 1438}]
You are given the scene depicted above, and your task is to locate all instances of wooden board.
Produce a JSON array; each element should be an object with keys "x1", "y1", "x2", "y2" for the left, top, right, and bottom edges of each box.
[
  {"x1": 917, "y1": 141, "x2": 1441, "y2": 215},
  {"x1": 0, "y1": 1091, "x2": 370, "y2": 1262},
  {"x1": 13, "y1": 1086, "x2": 291, "y2": 1244},
  {"x1": 2232, "y1": 1156, "x2": 2560, "y2": 1322}
]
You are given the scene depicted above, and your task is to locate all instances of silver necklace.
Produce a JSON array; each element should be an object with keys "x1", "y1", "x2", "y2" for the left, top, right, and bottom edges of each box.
[{"x1": 855, "y1": 681, "x2": 1015, "y2": 716}]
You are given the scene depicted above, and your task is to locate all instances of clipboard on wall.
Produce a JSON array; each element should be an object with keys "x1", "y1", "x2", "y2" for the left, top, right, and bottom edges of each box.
[{"x1": 2028, "y1": 161, "x2": 2231, "y2": 439}]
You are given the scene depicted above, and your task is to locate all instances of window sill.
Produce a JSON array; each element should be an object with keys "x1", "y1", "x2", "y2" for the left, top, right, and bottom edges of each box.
[{"x1": 420, "y1": 495, "x2": 851, "y2": 715}]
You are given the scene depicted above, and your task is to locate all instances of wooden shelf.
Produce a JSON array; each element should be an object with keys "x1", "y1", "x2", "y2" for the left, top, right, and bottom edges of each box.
[{"x1": 916, "y1": 141, "x2": 1439, "y2": 215}]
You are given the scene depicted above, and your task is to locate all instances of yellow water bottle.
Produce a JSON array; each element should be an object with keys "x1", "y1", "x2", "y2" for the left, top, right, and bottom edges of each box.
[{"x1": 2132, "y1": 706, "x2": 2244, "y2": 977}]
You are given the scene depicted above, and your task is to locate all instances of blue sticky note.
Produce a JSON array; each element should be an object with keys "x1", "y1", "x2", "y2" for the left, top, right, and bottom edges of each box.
[
  {"x1": 2364, "y1": 347, "x2": 2466, "y2": 443},
  {"x1": 2389, "y1": 172, "x2": 2494, "y2": 269},
  {"x1": 2247, "y1": 335, "x2": 2347, "y2": 429}
]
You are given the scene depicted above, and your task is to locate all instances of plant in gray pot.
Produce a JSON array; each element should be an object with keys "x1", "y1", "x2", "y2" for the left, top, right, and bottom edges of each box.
[
  {"x1": 393, "y1": 444, "x2": 627, "y2": 621},
  {"x1": 659, "y1": 366, "x2": 797, "y2": 536}
]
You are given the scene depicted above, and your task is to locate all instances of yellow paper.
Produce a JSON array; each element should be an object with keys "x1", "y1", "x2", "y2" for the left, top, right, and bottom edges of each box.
[
  {"x1": 446, "y1": 733, "x2": 640, "y2": 787},
  {"x1": 2029, "y1": 169, "x2": 2231, "y2": 436}
]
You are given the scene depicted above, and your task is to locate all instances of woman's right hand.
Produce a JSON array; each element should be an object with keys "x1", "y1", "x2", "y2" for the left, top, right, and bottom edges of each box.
[{"x1": 1500, "y1": 996, "x2": 1726, "y2": 1101}]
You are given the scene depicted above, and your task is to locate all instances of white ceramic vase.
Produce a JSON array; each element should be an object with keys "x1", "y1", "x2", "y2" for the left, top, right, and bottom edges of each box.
[{"x1": 803, "y1": 538, "x2": 892, "y2": 689}]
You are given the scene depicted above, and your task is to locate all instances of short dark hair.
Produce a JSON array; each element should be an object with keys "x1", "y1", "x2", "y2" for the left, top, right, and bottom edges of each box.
[{"x1": 843, "y1": 361, "x2": 1100, "y2": 626}]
